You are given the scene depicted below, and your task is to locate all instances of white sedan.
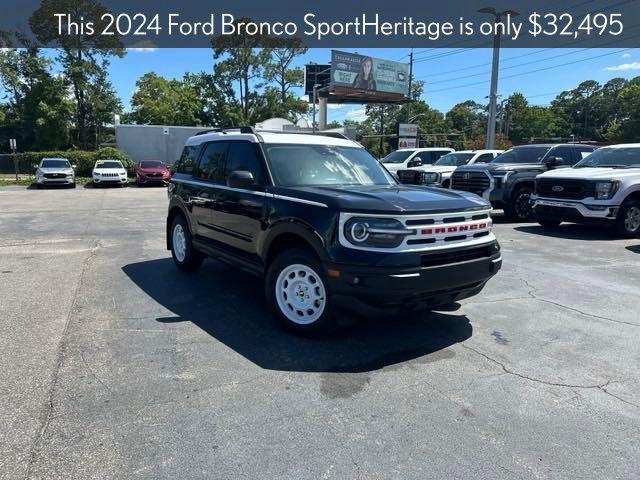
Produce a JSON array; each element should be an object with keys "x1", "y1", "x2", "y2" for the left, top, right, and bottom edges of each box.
[{"x1": 92, "y1": 160, "x2": 128, "y2": 187}]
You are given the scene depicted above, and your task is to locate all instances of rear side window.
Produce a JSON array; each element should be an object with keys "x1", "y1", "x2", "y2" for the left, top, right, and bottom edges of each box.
[
  {"x1": 177, "y1": 146, "x2": 200, "y2": 174},
  {"x1": 225, "y1": 141, "x2": 266, "y2": 185},
  {"x1": 575, "y1": 147, "x2": 595, "y2": 160},
  {"x1": 197, "y1": 141, "x2": 228, "y2": 183}
]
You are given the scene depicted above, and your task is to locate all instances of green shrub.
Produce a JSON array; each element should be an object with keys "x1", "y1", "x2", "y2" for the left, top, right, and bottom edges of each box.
[{"x1": 14, "y1": 148, "x2": 132, "y2": 176}]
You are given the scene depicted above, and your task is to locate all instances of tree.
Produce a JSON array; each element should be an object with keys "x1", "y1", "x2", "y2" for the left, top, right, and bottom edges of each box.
[
  {"x1": 182, "y1": 72, "x2": 242, "y2": 127},
  {"x1": 212, "y1": 19, "x2": 272, "y2": 122},
  {"x1": 85, "y1": 66, "x2": 122, "y2": 148},
  {"x1": 129, "y1": 73, "x2": 200, "y2": 126},
  {"x1": 606, "y1": 83, "x2": 640, "y2": 142},
  {"x1": 0, "y1": 48, "x2": 72, "y2": 151},
  {"x1": 30, "y1": 0, "x2": 126, "y2": 148},
  {"x1": 264, "y1": 44, "x2": 308, "y2": 105},
  {"x1": 446, "y1": 100, "x2": 485, "y2": 138}
]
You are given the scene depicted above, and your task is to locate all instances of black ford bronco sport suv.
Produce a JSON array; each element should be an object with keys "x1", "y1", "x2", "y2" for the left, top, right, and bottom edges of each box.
[
  {"x1": 451, "y1": 144, "x2": 596, "y2": 221},
  {"x1": 167, "y1": 127, "x2": 502, "y2": 334}
]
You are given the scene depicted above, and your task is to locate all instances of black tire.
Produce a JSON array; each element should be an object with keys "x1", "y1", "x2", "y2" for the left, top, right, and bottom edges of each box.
[
  {"x1": 265, "y1": 247, "x2": 336, "y2": 336},
  {"x1": 169, "y1": 214, "x2": 204, "y2": 271},
  {"x1": 442, "y1": 179, "x2": 451, "y2": 188},
  {"x1": 505, "y1": 186, "x2": 534, "y2": 222},
  {"x1": 537, "y1": 217, "x2": 561, "y2": 228},
  {"x1": 616, "y1": 200, "x2": 640, "y2": 238}
]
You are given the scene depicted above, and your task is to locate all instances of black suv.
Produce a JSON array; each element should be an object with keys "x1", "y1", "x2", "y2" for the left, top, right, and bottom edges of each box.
[
  {"x1": 166, "y1": 127, "x2": 502, "y2": 334},
  {"x1": 451, "y1": 144, "x2": 596, "y2": 221}
]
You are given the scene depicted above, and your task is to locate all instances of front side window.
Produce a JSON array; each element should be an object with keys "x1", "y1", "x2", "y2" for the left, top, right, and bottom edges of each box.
[
  {"x1": 197, "y1": 142, "x2": 228, "y2": 182},
  {"x1": 41, "y1": 159, "x2": 70, "y2": 168},
  {"x1": 574, "y1": 147, "x2": 640, "y2": 168},
  {"x1": 548, "y1": 146, "x2": 574, "y2": 165},
  {"x1": 381, "y1": 150, "x2": 415, "y2": 164},
  {"x1": 492, "y1": 147, "x2": 551, "y2": 164},
  {"x1": 225, "y1": 141, "x2": 266, "y2": 185},
  {"x1": 264, "y1": 144, "x2": 396, "y2": 187},
  {"x1": 474, "y1": 153, "x2": 495, "y2": 163}
]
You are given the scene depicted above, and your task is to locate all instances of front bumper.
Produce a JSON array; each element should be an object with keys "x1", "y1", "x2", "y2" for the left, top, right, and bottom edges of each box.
[
  {"x1": 37, "y1": 176, "x2": 74, "y2": 185},
  {"x1": 326, "y1": 241, "x2": 502, "y2": 316},
  {"x1": 138, "y1": 175, "x2": 169, "y2": 184},
  {"x1": 93, "y1": 176, "x2": 127, "y2": 184},
  {"x1": 532, "y1": 196, "x2": 619, "y2": 222}
]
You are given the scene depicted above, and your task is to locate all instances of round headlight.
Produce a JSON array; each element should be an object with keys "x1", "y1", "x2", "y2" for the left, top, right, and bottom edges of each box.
[{"x1": 349, "y1": 221, "x2": 369, "y2": 242}]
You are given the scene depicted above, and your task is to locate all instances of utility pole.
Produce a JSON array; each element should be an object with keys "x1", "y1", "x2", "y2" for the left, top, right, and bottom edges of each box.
[
  {"x1": 379, "y1": 105, "x2": 385, "y2": 157},
  {"x1": 407, "y1": 48, "x2": 414, "y2": 122},
  {"x1": 479, "y1": 7, "x2": 519, "y2": 149}
]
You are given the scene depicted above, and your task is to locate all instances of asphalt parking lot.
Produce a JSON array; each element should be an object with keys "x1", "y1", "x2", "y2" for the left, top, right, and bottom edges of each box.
[{"x1": 1, "y1": 185, "x2": 639, "y2": 480}]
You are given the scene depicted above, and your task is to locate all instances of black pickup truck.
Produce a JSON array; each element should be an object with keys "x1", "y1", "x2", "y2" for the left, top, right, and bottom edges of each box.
[
  {"x1": 166, "y1": 127, "x2": 502, "y2": 335},
  {"x1": 451, "y1": 144, "x2": 596, "y2": 221}
]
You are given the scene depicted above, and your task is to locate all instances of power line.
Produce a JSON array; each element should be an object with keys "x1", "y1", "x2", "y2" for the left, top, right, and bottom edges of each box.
[{"x1": 423, "y1": 48, "x2": 633, "y2": 95}]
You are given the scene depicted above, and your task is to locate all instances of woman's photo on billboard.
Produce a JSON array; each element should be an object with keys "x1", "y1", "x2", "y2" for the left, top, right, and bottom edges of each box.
[{"x1": 352, "y1": 56, "x2": 376, "y2": 91}]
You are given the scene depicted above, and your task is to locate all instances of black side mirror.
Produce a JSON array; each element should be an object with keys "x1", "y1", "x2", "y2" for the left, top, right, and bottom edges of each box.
[
  {"x1": 544, "y1": 156, "x2": 562, "y2": 169},
  {"x1": 227, "y1": 170, "x2": 255, "y2": 188},
  {"x1": 408, "y1": 157, "x2": 423, "y2": 168}
]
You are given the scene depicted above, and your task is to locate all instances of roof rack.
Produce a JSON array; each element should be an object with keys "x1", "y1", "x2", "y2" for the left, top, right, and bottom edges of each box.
[
  {"x1": 194, "y1": 126, "x2": 353, "y2": 142},
  {"x1": 194, "y1": 126, "x2": 256, "y2": 136}
]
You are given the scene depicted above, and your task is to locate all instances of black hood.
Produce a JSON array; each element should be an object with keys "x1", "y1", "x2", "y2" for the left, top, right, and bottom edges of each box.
[{"x1": 272, "y1": 184, "x2": 490, "y2": 214}]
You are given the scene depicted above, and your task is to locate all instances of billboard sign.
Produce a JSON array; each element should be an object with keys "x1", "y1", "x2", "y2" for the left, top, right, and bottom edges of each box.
[
  {"x1": 398, "y1": 138, "x2": 418, "y2": 149},
  {"x1": 303, "y1": 64, "x2": 331, "y2": 97},
  {"x1": 398, "y1": 123, "x2": 418, "y2": 137},
  {"x1": 331, "y1": 50, "x2": 410, "y2": 97}
]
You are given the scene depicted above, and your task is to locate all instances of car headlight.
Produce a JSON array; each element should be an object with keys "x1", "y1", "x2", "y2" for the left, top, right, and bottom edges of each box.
[
  {"x1": 344, "y1": 217, "x2": 414, "y2": 248},
  {"x1": 419, "y1": 172, "x2": 440, "y2": 184},
  {"x1": 491, "y1": 170, "x2": 513, "y2": 187},
  {"x1": 595, "y1": 181, "x2": 620, "y2": 200}
]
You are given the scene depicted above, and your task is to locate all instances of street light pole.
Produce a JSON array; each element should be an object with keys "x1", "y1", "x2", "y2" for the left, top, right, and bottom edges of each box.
[{"x1": 479, "y1": 7, "x2": 519, "y2": 149}]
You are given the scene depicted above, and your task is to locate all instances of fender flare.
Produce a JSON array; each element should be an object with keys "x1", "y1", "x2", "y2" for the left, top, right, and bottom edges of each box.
[{"x1": 259, "y1": 218, "x2": 329, "y2": 265}]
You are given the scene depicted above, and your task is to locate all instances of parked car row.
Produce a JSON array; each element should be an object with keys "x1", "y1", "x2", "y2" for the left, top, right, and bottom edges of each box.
[
  {"x1": 33, "y1": 159, "x2": 172, "y2": 188},
  {"x1": 394, "y1": 142, "x2": 640, "y2": 237}
]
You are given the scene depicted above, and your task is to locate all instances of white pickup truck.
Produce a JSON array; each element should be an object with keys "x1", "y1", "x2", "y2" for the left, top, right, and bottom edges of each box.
[
  {"x1": 396, "y1": 150, "x2": 503, "y2": 188},
  {"x1": 532, "y1": 144, "x2": 640, "y2": 237}
]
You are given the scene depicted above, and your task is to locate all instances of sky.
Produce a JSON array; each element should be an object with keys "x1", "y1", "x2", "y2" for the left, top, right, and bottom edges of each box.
[{"x1": 19, "y1": 46, "x2": 640, "y2": 124}]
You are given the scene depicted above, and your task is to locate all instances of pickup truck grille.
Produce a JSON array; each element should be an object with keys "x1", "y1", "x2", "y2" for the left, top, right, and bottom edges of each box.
[
  {"x1": 451, "y1": 171, "x2": 490, "y2": 195},
  {"x1": 536, "y1": 179, "x2": 596, "y2": 200}
]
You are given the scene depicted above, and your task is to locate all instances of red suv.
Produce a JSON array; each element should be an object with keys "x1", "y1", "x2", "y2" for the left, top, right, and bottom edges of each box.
[{"x1": 135, "y1": 161, "x2": 171, "y2": 186}]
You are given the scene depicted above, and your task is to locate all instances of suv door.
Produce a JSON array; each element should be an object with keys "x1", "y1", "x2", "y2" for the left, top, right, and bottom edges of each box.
[
  {"x1": 191, "y1": 141, "x2": 228, "y2": 241},
  {"x1": 212, "y1": 140, "x2": 269, "y2": 258}
]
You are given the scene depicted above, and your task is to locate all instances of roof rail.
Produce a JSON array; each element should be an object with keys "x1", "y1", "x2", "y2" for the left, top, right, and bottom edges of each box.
[
  {"x1": 194, "y1": 126, "x2": 256, "y2": 136},
  {"x1": 193, "y1": 126, "x2": 352, "y2": 142}
]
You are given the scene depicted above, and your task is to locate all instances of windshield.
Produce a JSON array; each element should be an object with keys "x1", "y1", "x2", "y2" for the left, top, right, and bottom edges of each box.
[
  {"x1": 41, "y1": 159, "x2": 70, "y2": 168},
  {"x1": 140, "y1": 161, "x2": 165, "y2": 169},
  {"x1": 381, "y1": 150, "x2": 415, "y2": 164},
  {"x1": 96, "y1": 161, "x2": 124, "y2": 169},
  {"x1": 491, "y1": 146, "x2": 551, "y2": 164},
  {"x1": 435, "y1": 153, "x2": 474, "y2": 167},
  {"x1": 264, "y1": 144, "x2": 396, "y2": 187},
  {"x1": 574, "y1": 147, "x2": 640, "y2": 168}
]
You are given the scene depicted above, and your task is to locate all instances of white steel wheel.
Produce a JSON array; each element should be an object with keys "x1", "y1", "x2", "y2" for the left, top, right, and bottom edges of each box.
[
  {"x1": 275, "y1": 264, "x2": 326, "y2": 325},
  {"x1": 172, "y1": 223, "x2": 187, "y2": 262}
]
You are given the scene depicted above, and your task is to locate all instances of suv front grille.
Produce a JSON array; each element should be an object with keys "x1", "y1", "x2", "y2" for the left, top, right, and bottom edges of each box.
[
  {"x1": 43, "y1": 173, "x2": 66, "y2": 178},
  {"x1": 421, "y1": 245, "x2": 493, "y2": 267},
  {"x1": 451, "y1": 171, "x2": 490, "y2": 195},
  {"x1": 536, "y1": 179, "x2": 596, "y2": 200}
]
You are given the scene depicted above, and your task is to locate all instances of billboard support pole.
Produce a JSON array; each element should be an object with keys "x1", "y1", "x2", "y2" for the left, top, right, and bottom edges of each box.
[
  {"x1": 312, "y1": 84, "x2": 320, "y2": 132},
  {"x1": 319, "y1": 97, "x2": 327, "y2": 130}
]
